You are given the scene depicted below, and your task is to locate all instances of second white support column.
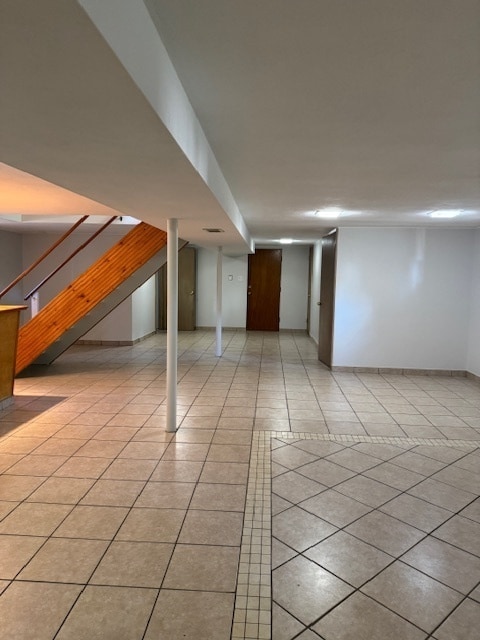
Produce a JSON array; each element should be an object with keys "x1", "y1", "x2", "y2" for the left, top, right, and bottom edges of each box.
[
  {"x1": 166, "y1": 218, "x2": 178, "y2": 432},
  {"x1": 215, "y1": 246, "x2": 223, "y2": 357}
]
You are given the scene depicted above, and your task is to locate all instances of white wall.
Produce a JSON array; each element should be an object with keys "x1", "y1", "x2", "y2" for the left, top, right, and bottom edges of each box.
[
  {"x1": 0, "y1": 230, "x2": 23, "y2": 306},
  {"x1": 279, "y1": 246, "x2": 310, "y2": 330},
  {"x1": 196, "y1": 246, "x2": 310, "y2": 330},
  {"x1": 333, "y1": 228, "x2": 474, "y2": 370},
  {"x1": 196, "y1": 248, "x2": 248, "y2": 328},
  {"x1": 82, "y1": 299, "x2": 133, "y2": 343},
  {"x1": 132, "y1": 275, "x2": 156, "y2": 341},
  {"x1": 309, "y1": 241, "x2": 322, "y2": 344},
  {"x1": 467, "y1": 229, "x2": 480, "y2": 376}
]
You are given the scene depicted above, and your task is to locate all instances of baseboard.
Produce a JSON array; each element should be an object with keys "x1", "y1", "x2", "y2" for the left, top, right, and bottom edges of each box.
[
  {"x1": 467, "y1": 371, "x2": 480, "y2": 384},
  {"x1": 331, "y1": 366, "x2": 468, "y2": 378},
  {"x1": 76, "y1": 331, "x2": 156, "y2": 347}
]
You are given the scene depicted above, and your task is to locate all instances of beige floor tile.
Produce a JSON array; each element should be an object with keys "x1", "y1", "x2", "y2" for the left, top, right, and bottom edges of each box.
[
  {"x1": 390, "y1": 450, "x2": 446, "y2": 475},
  {"x1": 433, "y1": 597, "x2": 480, "y2": 640},
  {"x1": 300, "y1": 489, "x2": 372, "y2": 527},
  {"x1": 345, "y1": 510, "x2": 425, "y2": 556},
  {"x1": 313, "y1": 592, "x2": 426, "y2": 640},
  {"x1": 363, "y1": 423, "x2": 408, "y2": 437},
  {"x1": 273, "y1": 470, "x2": 326, "y2": 504},
  {"x1": 403, "y1": 536, "x2": 480, "y2": 594},
  {"x1": 190, "y1": 483, "x2": 246, "y2": 511},
  {"x1": 117, "y1": 441, "x2": 168, "y2": 459},
  {"x1": 0, "y1": 502, "x2": 72, "y2": 536},
  {"x1": 53, "y1": 456, "x2": 111, "y2": 478},
  {"x1": 0, "y1": 474, "x2": 46, "y2": 501},
  {"x1": 0, "y1": 534, "x2": 46, "y2": 579},
  {"x1": 179, "y1": 509, "x2": 243, "y2": 545},
  {"x1": 273, "y1": 505, "x2": 337, "y2": 552},
  {"x1": 432, "y1": 465, "x2": 480, "y2": 494},
  {"x1": 297, "y1": 458, "x2": 357, "y2": 487},
  {"x1": 73, "y1": 440, "x2": 126, "y2": 458},
  {"x1": 80, "y1": 478, "x2": 145, "y2": 507},
  {"x1": 254, "y1": 418, "x2": 291, "y2": 431},
  {"x1": 106, "y1": 414, "x2": 149, "y2": 427},
  {"x1": 222, "y1": 406, "x2": 255, "y2": 419},
  {"x1": 0, "y1": 437, "x2": 45, "y2": 455},
  {"x1": 131, "y1": 427, "x2": 173, "y2": 442},
  {"x1": 0, "y1": 581, "x2": 82, "y2": 640},
  {"x1": 4, "y1": 455, "x2": 69, "y2": 476},
  {"x1": 305, "y1": 530, "x2": 392, "y2": 587},
  {"x1": 171, "y1": 428, "x2": 215, "y2": 443},
  {"x1": 90, "y1": 541, "x2": 173, "y2": 587},
  {"x1": 163, "y1": 544, "x2": 239, "y2": 591},
  {"x1": 272, "y1": 602, "x2": 305, "y2": 640},
  {"x1": 55, "y1": 585, "x2": 157, "y2": 640},
  {"x1": 100, "y1": 458, "x2": 156, "y2": 481},
  {"x1": 363, "y1": 462, "x2": 425, "y2": 491},
  {"x1": 325, "y1": 448, "x2": 382, "y2": 472},
  {"x1": 212, "y1": 429, "x2": 252, "y2": 445},
  {"x1": 207, "y1": 443, "x2": 251, "y2": 463},
  {"x1": 334, "y1": 474, "x2": 400, "y2": 507},
  {"x1": 217, "y1": 417, "x2": 254, "y2": 429},
  {"x1": 272, "y1": 446, "x2": 318, "y2": 470},
  {"x1": 361, "y1": 561, "x2": 463, "y2": 633},
  {"x1": 92, "y1": 426, "x2": 139, "y2": 441},
  {"x1": 272, "y1": 538, "x2": 298, "y2": 570},
  {"x1": 134, "y1": 481, "x2": 195, "y2": 508},
  {"x1": 54, "y1": 425, "x2": 103, "y2": 439},
  {"x1": 146, "y1": 590, "x2": 235, "y2": 640},
  {"x1": 33, "y1": 439, "x2": 87, "y2": 456},
  {"x1": 0, "y1": 501, "x2": 19, "y2": 520},
  {"x1": 200, "y1": 461, "x2": 249, "y2": 484},
  {"x1": 0, "y1": 453, "x2": 23, "y2": 473},
  {"x1": 433, "y1": 515, "x2": 480, "y2": 557},
  {"x1": 150, "y1": 460, "x2": 203, "y2": 482},
  {"x1": 460, "y1": 497, "x2": 480, "y2": 523},
  {"x1": 53, "y1": 505, "x2": 128, "y2": 539},
  {"x1": 26, "y1": 477, "x2": 94, "y2": 504},
  {"x1": 18, "y1": 538, "x2": 109, "y2": 583},
  {"x1": 162, "y1": 442, "x2": 210, "y2": 461},
  {"x1": 115, "y1": 507, "x2": 185, "y2": 542},
  {"x1": 273, "y1": 555, "x2": 353, "y2": 626},
  {"x1": 408, "y1": 478, "x2": 476, "y2": 511},
  {"x1": 379, "y1": 493, "x2": 451, "y2": 532}
]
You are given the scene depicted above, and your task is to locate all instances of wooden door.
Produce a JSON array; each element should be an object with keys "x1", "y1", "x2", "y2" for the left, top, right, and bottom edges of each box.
[
  {"x1": 318, "y1": 230, "x2": 337, "y2": 367},
  {"x1": 158, "y1": 246, "x2": 196, "y2": 331},
  {"x1": 246, "y1": 249, "x2": 282, "y2": 331}
]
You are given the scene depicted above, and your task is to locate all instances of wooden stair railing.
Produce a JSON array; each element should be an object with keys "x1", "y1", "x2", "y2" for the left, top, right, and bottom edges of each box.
[
  {"x1": 0, "y1": 215, "x2": 89, "y2": 300},
  {"x1": 16, "y1": 222, "x2": 167, "y2": 374}
]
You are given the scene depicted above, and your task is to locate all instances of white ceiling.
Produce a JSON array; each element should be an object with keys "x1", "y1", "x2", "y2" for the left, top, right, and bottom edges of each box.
[{"x1": 1, "y1": 0, "x2": 479, "y2": 249}]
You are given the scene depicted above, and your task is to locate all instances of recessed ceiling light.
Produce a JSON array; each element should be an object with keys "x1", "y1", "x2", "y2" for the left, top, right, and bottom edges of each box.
[
  {"x1": 202, "y1": 227, "x2": 225, "y2": 232},
  {"x1": 279, "y1": 238, "x2": 293, "y2": 244},
  {"x1": 315, "y1": 207, "x2": 343, "y2": 219},
  {"x1": 428, "y1": 210, "x2": 462, "y2": 219}
]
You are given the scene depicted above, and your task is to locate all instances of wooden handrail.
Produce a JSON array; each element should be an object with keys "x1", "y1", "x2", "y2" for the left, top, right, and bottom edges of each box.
[
  {"x1": 0, "y1": 215, "x2": 89, "y2": 299},
  {"x1": 24, "y1": 216, "x2": 118, "y2": 300}
]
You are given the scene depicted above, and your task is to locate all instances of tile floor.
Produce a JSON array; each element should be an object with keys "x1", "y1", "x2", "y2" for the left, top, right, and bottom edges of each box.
[{"x1": 0, "y1": 330, "x2": 478, "y2": 639}]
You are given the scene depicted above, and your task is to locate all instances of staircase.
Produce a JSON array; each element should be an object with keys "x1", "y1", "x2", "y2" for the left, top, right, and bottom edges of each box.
[{"x1": 16, "y1": 222, "x2": 180, "y2": 373}]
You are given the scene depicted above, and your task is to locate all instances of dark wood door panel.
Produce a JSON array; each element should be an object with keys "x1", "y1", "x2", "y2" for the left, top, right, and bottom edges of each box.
[{"x1": 247, "y1": 249, "x2": 282, "y2": 331}]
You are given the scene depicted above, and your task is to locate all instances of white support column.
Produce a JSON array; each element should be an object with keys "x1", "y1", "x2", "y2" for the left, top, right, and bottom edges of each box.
[
  {"x1": 166, "y1": 218, "x2": 178, "y2": 432},
  {"x1": 215, "y1": 246, "x2": 223, "y2": 357}
]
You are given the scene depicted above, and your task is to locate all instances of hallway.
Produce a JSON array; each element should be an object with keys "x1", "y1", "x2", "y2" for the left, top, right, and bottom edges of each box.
[{"x1": 0, "y1": 331, "x2": 479, "y2": 639}]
